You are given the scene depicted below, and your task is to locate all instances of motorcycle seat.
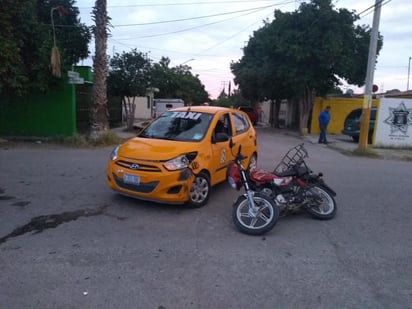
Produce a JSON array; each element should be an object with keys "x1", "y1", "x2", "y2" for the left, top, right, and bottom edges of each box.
[
  {"x1": 274, "y1": 166, "x2": 310, "y2": 177},
  {"x1": 250, "y1": 169, "x2": 277, "y2": 182}
]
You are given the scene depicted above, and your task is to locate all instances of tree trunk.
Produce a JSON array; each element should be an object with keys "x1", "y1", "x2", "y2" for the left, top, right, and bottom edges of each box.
[
  {"x1": 123, "y1": 97, "x2": 136, "y2": 130},
  {"x1": 298, "y1": 85, "x2": 314, "y2": 136},
  {"x1": 269, "y1": 99, "x2": 281, "y2": 128},
  {"x1": 90, "y1": 0, "x2": 109, "y2": 139},
  {"x1": 274, "y1": 99, "x2": 281, "y2": 128}
]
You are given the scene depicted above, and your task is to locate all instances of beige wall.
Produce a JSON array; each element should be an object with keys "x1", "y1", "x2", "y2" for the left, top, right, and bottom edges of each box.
[
  {"x1": 132, "y1": 96, "x2": 152, "y2": 120},
  {"x1": 310, "y1": 97, "x2": 380, "y2": 134}
]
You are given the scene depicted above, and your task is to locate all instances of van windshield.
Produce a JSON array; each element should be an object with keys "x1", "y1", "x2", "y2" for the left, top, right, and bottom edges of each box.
[{"x1": 139, "y1": 111, "x2": 213, "y2": 141}]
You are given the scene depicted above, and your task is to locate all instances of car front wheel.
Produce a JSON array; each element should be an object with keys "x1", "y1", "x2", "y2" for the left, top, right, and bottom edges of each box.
[{"x1": 187, "y1": 172, "x2": 210, "y2": 208}]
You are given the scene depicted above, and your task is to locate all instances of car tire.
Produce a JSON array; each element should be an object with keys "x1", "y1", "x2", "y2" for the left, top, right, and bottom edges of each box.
[{"x1": 187, "y1": 171, "x2": 211, "y2": 208}]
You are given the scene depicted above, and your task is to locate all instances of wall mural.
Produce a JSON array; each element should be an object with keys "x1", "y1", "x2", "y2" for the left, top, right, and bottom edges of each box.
[{"x1": 375, "y1": 98, "x2": 412, "y2": 145}]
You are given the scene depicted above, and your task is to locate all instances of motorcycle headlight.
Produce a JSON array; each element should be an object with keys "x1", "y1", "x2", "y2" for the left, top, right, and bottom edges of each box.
[
  {"x1": 227, "y1": 176, "x2": 238, "y2": 189},
  {"x1": 110, "y1": 145, "x2": 120, "y2": 161},
  {"x1": 226, "y1": 163, "x2": 242, "y2": 190},
  {"x1": 163, "y1": 154, "x2": 191, "y2": 171}
]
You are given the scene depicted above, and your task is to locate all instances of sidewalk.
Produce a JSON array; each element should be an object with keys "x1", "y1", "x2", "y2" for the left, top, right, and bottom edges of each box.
[
  {"x1": 111, "y1": 123, "x2": 412, "y2": 161},
  {"x1": 302, "y1": 132, "x2": 412, "y2": 161},
  {"x1": 111, "y1": 123, "x2": 355, "y2": 152},
  {"x1": 111, "y1": 119, "x2": 149, "y2": 140},
  {"x1": 256, "y1": 126, "x2": 412, "y2": 161},
  {"x1": 111, "y1": 126, "x2": 136, "y2": 140}
]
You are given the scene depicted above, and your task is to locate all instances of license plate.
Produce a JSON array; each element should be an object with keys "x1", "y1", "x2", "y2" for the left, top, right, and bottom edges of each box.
[{"x1": 123, "y1": 174, "x2": 140, "y2": 185}]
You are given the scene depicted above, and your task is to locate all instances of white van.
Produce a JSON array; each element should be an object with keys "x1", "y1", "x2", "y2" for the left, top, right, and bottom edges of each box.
[{"x1": 153, "y1": 99, "x2": 184, "y2": 117}]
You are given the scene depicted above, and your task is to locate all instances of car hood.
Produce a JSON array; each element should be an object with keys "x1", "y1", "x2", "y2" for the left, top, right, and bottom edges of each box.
[{"x1": 118, "y1": 137, "x2": 199, "y2": 161}]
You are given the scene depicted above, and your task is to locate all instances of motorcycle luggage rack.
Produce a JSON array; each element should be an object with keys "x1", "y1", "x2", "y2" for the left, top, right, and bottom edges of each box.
[{"x1": 274, "y1": 143, "x2": 308, "y2": 174}]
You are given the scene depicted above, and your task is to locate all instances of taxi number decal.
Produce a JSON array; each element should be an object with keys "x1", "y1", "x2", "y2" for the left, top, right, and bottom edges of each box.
[
  {"x1": 221, "y1": 149, "x2": 226, "y2": 163},
  {"x1": 171, "y1": 112, "x2": 201, "y2": 120}
]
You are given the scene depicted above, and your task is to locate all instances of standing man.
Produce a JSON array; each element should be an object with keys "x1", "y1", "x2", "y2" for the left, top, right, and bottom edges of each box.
[{"x1": 318, "y1": 106, "x2": 331, "y2": 144}]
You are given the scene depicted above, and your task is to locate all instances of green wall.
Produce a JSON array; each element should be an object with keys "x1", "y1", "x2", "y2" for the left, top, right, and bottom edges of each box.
[
  {"x1": 0, "y1": 83, "x2": 76, "y2": 138},
  {"x1": 0, "y1": 66, "x2": 96, "y2": 138}
]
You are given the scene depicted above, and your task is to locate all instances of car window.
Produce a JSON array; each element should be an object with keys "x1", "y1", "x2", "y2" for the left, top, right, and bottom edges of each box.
[
  {"x1": 371, "y1": 109, "x2": 377, "y2": 120},
  {"x1": 348, "y1": 109, "x2": 362, "y2": 119},
  {"x1": 213, "y1": 113, "x2": 232, "y2": 137},
  {"x1": 240, "y1": 107, "x2": 252, "y2": 113},
  {"x1": 139, "y1": 111, "x2": 213, "y2": 141},
  {"x1": 232, "y1": 112, "x2": 250, "y2": 135},
  {"x1": 345, "y1": 108, "x2": 377, "y2": 123}
]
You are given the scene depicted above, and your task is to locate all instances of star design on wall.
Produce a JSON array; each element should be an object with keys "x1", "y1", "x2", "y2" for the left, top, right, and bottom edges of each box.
[{"x1": 383, "y1": 102, "x2": 412, "y2": 135}]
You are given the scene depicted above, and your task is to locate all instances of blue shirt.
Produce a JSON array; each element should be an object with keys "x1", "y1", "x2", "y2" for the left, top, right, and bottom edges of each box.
[{"x1": 318, "y1": 110, "x2": 330, "y2": 125}]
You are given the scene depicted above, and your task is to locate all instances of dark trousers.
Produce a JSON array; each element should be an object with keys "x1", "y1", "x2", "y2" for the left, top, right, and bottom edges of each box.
[{"x1": 319, "y1": 123, "x2": 328, "y2": 143}]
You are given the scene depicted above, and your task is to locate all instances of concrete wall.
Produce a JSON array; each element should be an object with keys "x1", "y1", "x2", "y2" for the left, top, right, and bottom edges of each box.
[
  {"x1": 257, "y1": 101, "x2": 270, "y2": 125},
  {"x1": 132, "y1": 96, "x2": 151, "y2": 120}
]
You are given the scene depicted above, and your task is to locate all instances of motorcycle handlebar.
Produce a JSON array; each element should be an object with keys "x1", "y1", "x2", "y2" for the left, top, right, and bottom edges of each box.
[{"x1": 235, "y1": 145, "x2": 247, "y2": 162}]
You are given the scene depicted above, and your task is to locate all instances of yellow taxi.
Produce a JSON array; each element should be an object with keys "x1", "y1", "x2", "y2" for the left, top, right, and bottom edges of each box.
[{"x1": 106, "y1": 106, "x2": 257, "y2": 207}]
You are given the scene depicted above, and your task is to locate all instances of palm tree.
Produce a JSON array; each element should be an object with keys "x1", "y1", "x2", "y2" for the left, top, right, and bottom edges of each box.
[{"x1": 90, "y1": 0, "x2": 109, "y2": 139}]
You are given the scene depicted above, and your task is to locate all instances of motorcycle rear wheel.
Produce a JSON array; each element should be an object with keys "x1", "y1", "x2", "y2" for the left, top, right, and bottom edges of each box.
[
  {"x1": 303, "y1": 185, "x2": 336, "y2": 220},
  {"x1": 232, "y1": 192, "x2": 279, "y2": 235}
]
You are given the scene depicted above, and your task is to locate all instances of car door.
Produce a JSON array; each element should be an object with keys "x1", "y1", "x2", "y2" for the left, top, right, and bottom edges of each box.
[
  {"x1": 210, "y1": 112, "x2": 233, "y2": 185},
  {"x1": 230, "y1": 110, "x2": 256, "y2": 162}
]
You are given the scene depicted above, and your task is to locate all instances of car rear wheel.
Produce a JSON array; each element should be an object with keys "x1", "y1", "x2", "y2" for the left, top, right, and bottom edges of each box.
[{"x1": 187, "y1": 172, "x2": 210, "y2": 208}]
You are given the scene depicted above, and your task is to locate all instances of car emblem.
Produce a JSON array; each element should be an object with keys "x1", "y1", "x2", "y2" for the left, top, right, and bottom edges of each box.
[{"x1": 130, "y1": 163, "x2": 139, "y2": 170}]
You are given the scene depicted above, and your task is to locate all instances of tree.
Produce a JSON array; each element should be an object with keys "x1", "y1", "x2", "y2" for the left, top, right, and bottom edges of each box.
[
  {"x1": 231, "y1": 0, "x2": 382, "y2": 133},
  {"x1": 0, "y1": 0, "x2": 90, "y2": 97},
  {"x1": 214, "y1": 91, "x2": 249, "y2": 108},
  {"x1": 90, "y1": 0, "x2": 110, "y2": 138},
  {"x1": 108, "y1": 49, "x2": 152, "y2": 130},
  {"x1": 149, "y1": 57, "x2": 177, "y2": 99},
  {"x1": 150, "y1": 57, "x2": 209, "y2": 105}
]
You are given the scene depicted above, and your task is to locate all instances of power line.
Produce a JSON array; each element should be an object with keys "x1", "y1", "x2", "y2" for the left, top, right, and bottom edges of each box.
[
  {"x1": 194, "y1": 11, "x2": 274, "y2": 56},
  {"x1": 79, "y1": 0, "x2": 282, "y2": 9},
  {"x1": 112, "y1": 3, "x2": 282, "y2": 27},
  {"x1": 358, "y1": 0, "x2": 392, "y2": 18},
  {"x1": 122, "y1": 6, "x2": 272, "y2": 39}
]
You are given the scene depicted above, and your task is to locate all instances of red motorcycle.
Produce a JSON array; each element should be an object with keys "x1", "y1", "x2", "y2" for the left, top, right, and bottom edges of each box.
[
  {"x1": 248, "y1": 143, "x2": 337, "y2": 219},
  {"x1": 228, "y1": 143, "x2": 336, "y2": 233},
  {"x1": 227, "y1": 144, "x2": 280, "y2": 235}
]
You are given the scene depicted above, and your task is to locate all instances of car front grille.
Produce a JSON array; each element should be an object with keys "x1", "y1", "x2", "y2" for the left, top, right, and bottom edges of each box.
[{"x1": 115, "y1": 160, "x2": 162, "y2": 172}]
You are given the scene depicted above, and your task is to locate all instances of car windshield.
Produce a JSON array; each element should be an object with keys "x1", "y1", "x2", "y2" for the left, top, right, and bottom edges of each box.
[{"x1": 139, "y1": 111, "x2": 213, "y2": 141}]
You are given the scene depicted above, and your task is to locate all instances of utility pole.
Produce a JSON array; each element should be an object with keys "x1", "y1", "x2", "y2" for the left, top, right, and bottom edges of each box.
[
  {"x1": 221, "y1": 81, "x2": 227, "y2": 95},
  {"x1": 359, "y1": 0, "x2": 382, "y2": 151},
  {"x1": 407, "y1": 56, "x2": 411, "y2": 91}
]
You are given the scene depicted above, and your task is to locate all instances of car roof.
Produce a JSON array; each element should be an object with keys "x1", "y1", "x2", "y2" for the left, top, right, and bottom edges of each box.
[
  {"x1": 170, "y1": 105, "x2": 235, "y2": 114},
  {"x1": 350, "y1": 107, "x2": 377, "y2": 112}
]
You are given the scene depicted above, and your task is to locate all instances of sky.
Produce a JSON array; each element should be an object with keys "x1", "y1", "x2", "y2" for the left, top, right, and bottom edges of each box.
[{"x1": 76, "y1": 0, "x2": 412, "y2": 99}]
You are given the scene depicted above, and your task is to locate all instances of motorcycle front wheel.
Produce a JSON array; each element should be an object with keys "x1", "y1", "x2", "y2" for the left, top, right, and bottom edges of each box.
[
  {"x1": 303, "y1": 185, "x2": 337, "y2": 220},
  {"x1": 232, "y1": 192, "x2": 279, "y2": 235}
]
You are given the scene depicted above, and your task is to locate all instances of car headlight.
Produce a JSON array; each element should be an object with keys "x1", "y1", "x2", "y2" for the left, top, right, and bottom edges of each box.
[
  {"x1": 110, "y1": 145, "x2": 120, "y2": 161},
  {"x1": 163, "y1": 153, "x2": 197, "y2": 171}
]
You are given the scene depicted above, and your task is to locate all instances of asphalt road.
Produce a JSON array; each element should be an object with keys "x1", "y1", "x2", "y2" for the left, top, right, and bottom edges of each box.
[{"x1": 1, "y1": 128, "x2": 411, "y2": 309}]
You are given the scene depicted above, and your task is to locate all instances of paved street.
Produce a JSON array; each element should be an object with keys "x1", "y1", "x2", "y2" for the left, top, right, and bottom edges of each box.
[{"x1": 1, "y1": 127, "x2": 411, "y2": 309}]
